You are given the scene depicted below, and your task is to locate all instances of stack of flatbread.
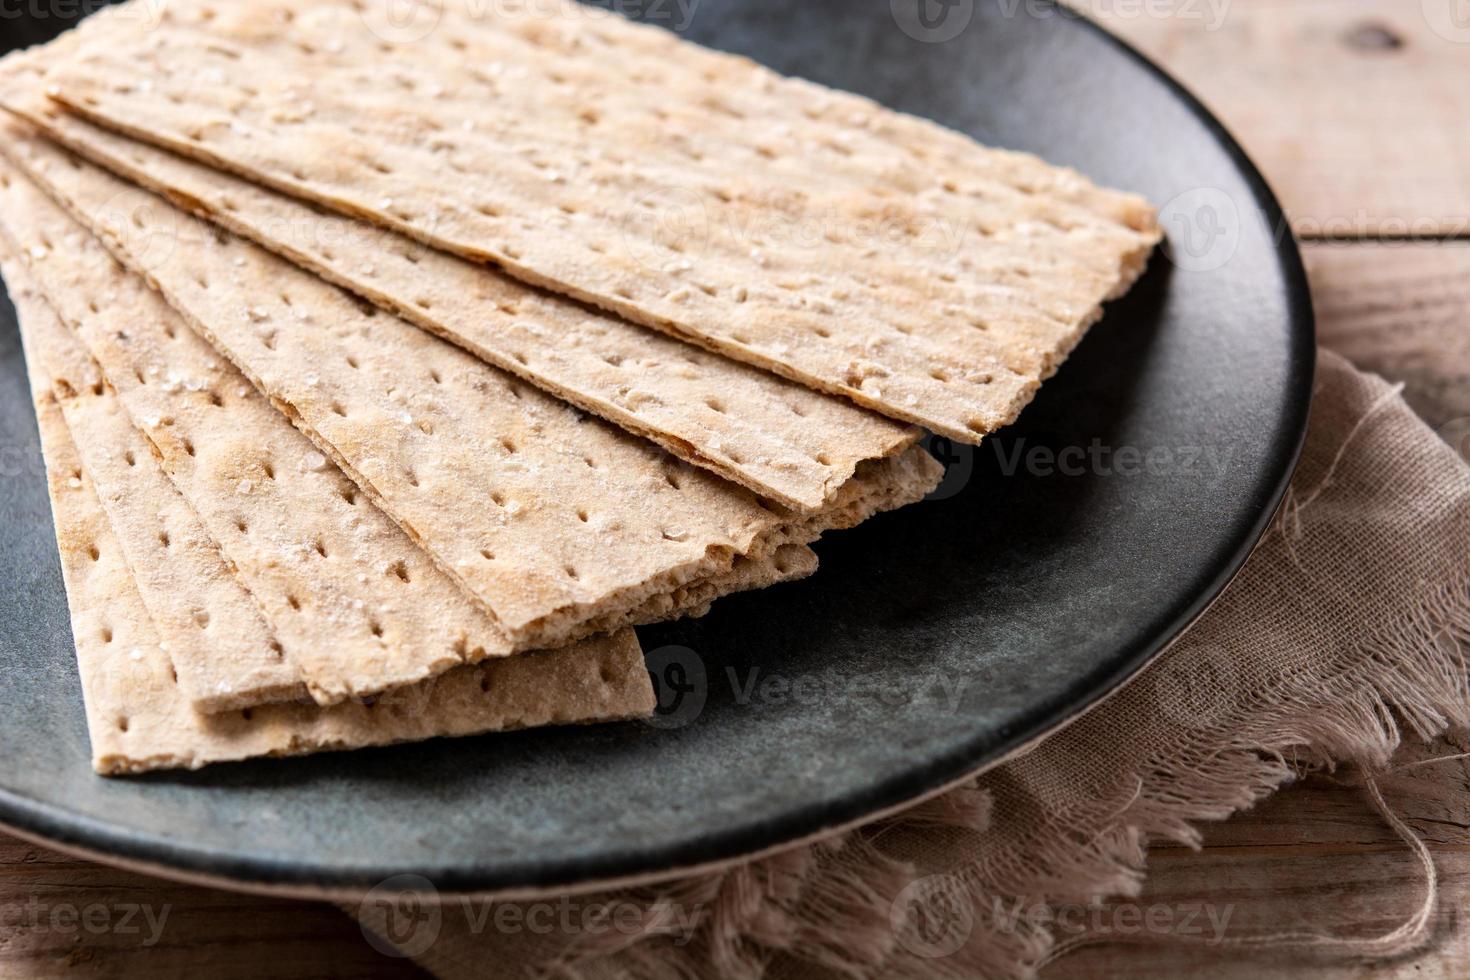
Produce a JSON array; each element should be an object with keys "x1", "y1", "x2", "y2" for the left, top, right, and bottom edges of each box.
[{"x1": 0, "y1": 0, "x2": 1160, "y2": 775}]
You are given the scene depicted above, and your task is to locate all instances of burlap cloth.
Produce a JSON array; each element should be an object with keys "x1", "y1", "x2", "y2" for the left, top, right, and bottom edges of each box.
[{"x1": 355, "y1": 348, "x2": 1470, "y2": 978}]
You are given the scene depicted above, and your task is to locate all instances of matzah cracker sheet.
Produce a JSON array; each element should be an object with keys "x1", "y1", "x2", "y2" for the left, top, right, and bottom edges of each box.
[
  {"x1": 0, "y1": 65, "x2": 915, "y2": 513},
  {"x1": 15, "y1": 295, "x2": 654, "y2": 774},
  {"x1": 43, "y1": 0, "x2": 1160, "y2": 441},
  {"x1": 5, "y1": 131, "x2": 940, "y2": 654}
]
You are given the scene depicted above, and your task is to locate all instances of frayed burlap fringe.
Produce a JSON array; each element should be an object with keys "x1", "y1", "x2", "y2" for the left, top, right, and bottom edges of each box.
[
  {"x1": 364, "y1": 350, "x2": 1470, "y2": 979},
  {"x1": 531, "y1": 579, "x2": 1470, "y2": 980}
]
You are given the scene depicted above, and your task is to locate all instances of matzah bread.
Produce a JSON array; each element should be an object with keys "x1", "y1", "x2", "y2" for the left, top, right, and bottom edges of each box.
[
  {"x1": 35, "y1": 408, "x2": 654, "y2": 774},
  {"x1": 41, "y1": 0, "x2": 1161, "y2": 441},
  {"x1": 7, "y1": 257, "x2": 304, "y2": 712},
  {"x1": 0, "y1": 156, "x2": 513, "y2": 704},
  {"x1": 0, "y1": 147, "x2": 822, "y2": 701},
  {"x1": 12, "y1": 284, "x2": 656, "y2": 773},
  {"x1": 3, "y1": 131, "x2": 942, "y2": 654},
  {"x1": 0, "y1": 61, "x2": 915, "y2": 513}
]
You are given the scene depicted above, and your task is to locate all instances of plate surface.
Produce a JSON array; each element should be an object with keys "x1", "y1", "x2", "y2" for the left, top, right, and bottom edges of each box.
[{"x1": 0, "y1": 0, "x2": 1312, "y2": 895}]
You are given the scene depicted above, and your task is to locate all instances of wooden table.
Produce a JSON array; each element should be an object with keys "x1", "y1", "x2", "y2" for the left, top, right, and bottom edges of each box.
[{"x1": 3, "y1": 2, "x2": 1467, "y2": 976}]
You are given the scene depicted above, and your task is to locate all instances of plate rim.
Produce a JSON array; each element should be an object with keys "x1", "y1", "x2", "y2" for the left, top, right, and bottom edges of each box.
[{"x1": 0, "y1": 0, "x2": 1316, "y2": 897}]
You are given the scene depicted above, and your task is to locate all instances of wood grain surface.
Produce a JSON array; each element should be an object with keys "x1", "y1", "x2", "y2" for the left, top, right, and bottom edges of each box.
[
  {"x1": 0, "y1": 833, "x2": 422, "y2": 978},
  {"x1": 1, "y1": 2, "x2": 1468, "y2": 977},
  {"x1": 1081, "y1": 0, "x2": 1470, "y2": 237}
]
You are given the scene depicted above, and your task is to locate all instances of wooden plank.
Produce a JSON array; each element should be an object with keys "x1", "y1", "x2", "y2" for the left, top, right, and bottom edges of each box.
[
  {"x1": 0, "y1": 835, "x2": 422, "y2": 979},
  {"x1": 1306, "y1": 241, "x2": 1470, "y2": 447},
  {"x1": 1046, "y1": 735, "x2": 1470, "y2": 978},
  {"x1": 1081, "y1": 0, "x2": 1470, "y2": 237}
]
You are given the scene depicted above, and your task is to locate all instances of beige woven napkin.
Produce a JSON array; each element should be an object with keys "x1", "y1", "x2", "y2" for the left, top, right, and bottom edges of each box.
[{"x1": 353, "y1": 348, "x2": 1470, "y2": 978}]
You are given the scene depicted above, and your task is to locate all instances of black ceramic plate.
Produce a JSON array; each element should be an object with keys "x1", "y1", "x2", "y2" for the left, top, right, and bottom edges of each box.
[{"x1": 0, "y1": 0, "x2": 1311, "y2": 896}]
